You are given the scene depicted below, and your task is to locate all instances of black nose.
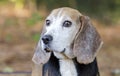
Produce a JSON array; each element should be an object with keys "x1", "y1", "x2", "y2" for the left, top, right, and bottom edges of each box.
[{"x1": 42, "y1": 35, "x2": 53, "y2": 44}]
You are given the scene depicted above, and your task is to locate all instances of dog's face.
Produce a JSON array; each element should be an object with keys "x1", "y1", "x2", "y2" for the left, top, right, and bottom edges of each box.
[
  {"x1": 32, "y1": 7, "x2": 103, "y2": 64},
  {"x1": 42, "y1": 8, "x2": 82, "y2": 59}
]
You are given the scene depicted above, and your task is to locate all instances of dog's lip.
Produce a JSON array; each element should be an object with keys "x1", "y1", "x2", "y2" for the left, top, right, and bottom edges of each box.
[
  {"x1": 44, "y1": 48, "x2": 51, "y2": 52},
  {"x1": 44, "y1": 45, "x2": 52, "y2": 52},
  {"x1": 44, "y1": 46, "x2": 68, "y2": 58},
  {"x1": 60, "y1": 48, "x2": 66, "y2": 53},
  {"x1": 44, "y1": 46, "x2": 69, "y2": 59},
  {"x1": 60, "y1": 48, "x2": 69, "y2": 59}
]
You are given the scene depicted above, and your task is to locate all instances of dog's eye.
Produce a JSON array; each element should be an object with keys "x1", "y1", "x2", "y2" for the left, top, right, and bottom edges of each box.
[
  {"x1": 63, "y1": 20, "x2": 72, "y2": 27},
  {"x1": 46, "y1": 20, "x2": 51, "y2": 26}
]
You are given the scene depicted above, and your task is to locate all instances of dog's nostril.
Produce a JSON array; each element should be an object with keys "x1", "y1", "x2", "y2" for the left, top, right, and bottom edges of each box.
[{"x1": 42, "y1": 35, "x2": 53, "y2": 44}]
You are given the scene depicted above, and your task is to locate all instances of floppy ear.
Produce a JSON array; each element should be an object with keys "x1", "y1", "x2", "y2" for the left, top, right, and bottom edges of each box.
[
  {"x1": 73, "y1": 16, "x2": 103, "y2": 64},
  {"x1": 32, "y1": 28, "x2": 51, "y2": 64}
]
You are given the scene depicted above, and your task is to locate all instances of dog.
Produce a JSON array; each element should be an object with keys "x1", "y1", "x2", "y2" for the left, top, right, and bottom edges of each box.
[{"x1": 32, "y1": 7, "x2": 103, "y2": 76}]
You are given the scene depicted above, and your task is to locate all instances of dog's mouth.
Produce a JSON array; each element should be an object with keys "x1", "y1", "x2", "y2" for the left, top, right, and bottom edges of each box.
[
  {"x1": 44, "y1": 46, "x2": 69, "y2": 59},
  {"x1": 44, "y1": 46, "x2": 65, "y2": 53},
  {"x1": 44, "y1": 44, "x2": 65, "y2": 52},
  {"x1": 44, "y1": 45, "x2": 52, "y2": 52},
  {"x1": 60, "y1": 48, "x2": 69, "y2": 59},
  {"x1": 44, "y1": 48, "x2": 51, "y2": 52}
]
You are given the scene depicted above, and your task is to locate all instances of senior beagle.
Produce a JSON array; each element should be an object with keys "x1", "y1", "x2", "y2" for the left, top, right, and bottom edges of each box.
[{"x1": 32, "y1": 7, "x2": 103, "y2": 76}]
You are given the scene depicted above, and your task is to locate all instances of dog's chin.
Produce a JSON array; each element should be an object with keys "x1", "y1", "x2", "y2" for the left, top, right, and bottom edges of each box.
[
  {"x1": 43, "y1": 45, "x2": 62, "y2": 53},
  {"x1": 52, "y1": 48, "x2": 74, "y2": 59},
  {"x1": 44, "y1": 47, "x2": 65, "y2": 53},
  {"x1": 43, "y1": 44, "x2": 74, "y2": 59}
]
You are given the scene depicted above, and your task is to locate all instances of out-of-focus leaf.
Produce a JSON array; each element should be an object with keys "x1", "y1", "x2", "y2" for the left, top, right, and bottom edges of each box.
[
  {"x1": 3, "y1": 67, "x2": 14, "y2": 73},
  {"x1": 26, "y1": 13, "x2": 42, "y2": 27},
  {"x1": 5, "y1": 34, "x2": 12, "y2": 42},
  {"x1": 32, "y1": 33, "x2": 40, "y2": 42},
  {"x1": 26, "y1": 18, "x2": 36, "y2": 26}
]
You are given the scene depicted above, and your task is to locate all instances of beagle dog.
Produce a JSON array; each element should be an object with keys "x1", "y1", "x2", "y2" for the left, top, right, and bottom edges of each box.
[{"x1": 32, "y1": 7, "x2": 103, "y2": 76}]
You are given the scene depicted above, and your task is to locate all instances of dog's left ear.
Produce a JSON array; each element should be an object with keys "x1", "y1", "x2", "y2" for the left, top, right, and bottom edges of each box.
[
  {"x1": 73, "y1": 16, "x2": 103, "y2": 64},
  {"x1": 32, "y1": 27, "x2": 51, "y2": 64},
  {"x1": 32, "y1": 40, "x2": 51, "y2": 64}
]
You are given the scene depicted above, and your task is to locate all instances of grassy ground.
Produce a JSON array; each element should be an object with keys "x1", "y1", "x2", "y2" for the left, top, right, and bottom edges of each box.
[{"x1": 0, "y1": 5, "x2": 120, "y2": 76}]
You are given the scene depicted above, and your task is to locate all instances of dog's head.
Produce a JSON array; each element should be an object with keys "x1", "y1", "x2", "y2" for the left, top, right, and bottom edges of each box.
[{"x1": 32, "y1": 7, "x2": 103, "y2": 64}]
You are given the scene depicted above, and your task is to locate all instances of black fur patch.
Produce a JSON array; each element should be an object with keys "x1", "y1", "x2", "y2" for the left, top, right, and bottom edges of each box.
[
  {"x1": 43, "y1": 53, "x2": 100, "y2": 76},
  {"x1": 73, "y1": 58, "x2": 100, "y2": 76},
  {"x1": 43, "y1": 53, "x2": 61, "y2": 76}
]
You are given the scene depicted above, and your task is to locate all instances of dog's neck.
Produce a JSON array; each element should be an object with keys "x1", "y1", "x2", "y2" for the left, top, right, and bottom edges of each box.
[
  {"x1": 59, "y1": 59, "x2": 77, "y2": 76},
  {"x1": 43, "y1": 53, "x2": 99, "y2": 76}
]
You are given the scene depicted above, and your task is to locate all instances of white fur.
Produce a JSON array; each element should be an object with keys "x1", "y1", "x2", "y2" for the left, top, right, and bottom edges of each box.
[
  {"x1": 57, "y1": 8, "x2": 64, "y2": 17},
  {"x1": 42, "y1": 9, "x2": 79, "y2": 59},
  {"x1": 59, "y1": 59, "x2": 77, "y2": 76},
  {"x1": 33, "y1": 7, "x2": 103, "y2": 69}
]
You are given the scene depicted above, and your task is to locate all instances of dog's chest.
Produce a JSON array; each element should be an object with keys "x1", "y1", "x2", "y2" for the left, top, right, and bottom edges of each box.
[{"x1": 59, "y1": 59, "x2": 77, "y2": 76}]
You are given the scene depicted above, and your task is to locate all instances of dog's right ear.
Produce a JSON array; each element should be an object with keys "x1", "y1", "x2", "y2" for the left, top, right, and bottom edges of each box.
[
  {"x1": 32, "y1": 27, "x2": 51, "y2": 64},
  {"x1": 73, "y1": 16, "x2": 103, "y2": 64}
]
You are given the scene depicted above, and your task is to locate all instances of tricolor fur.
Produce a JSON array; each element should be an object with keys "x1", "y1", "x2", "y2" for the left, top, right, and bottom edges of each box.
[{"x1": 32, "y1": 7, "x2": 103, "y2": 76}]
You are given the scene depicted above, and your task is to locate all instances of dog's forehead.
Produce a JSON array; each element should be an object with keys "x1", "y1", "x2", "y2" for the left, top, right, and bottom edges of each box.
[{"x1": 48, "y1": 7, "x2": 82, "y2": 20}]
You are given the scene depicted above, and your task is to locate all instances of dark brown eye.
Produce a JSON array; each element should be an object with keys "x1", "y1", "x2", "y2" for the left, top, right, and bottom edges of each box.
[
  {"x1": 63, "y1": 20, "x2": 72, "y2": 27},
  {"x1": 46, "y1": 20, "x2": 51, "y2": 26}
]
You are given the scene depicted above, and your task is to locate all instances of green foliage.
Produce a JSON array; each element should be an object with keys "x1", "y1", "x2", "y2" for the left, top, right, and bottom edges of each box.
[
  {"x1": 4, "y1": 18, "x2": 18, "y2": 27},
  {"x1": 3, "y1": 67, "x2": 14, "y2": 73},
  {"x1": 36, "y1": 0, "x2": 120, "y2": 25},
  {"x1": 5, "y1": 34, "x2": 12, "y2": 42},
  {"x1": 32, "y1": 33, "x2": 40, "y2": 42},
  {"x1": 0, "y1": 0, "x2": 9, "y2": 4},
  {"x1": 26, "y1": 13, "x2": 43, "y2": 26}
]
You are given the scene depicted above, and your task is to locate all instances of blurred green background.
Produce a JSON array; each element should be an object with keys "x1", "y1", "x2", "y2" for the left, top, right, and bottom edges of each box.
[{"x1": 0, "y1": 0, "x2": 120, "y2": 76}]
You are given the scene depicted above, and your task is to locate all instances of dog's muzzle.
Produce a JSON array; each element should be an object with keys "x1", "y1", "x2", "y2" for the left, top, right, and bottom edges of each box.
[
  {"x1": 42, "y1": 35, "x2": 68, "y2": 58},
  {"x1": 42, "y1": 35, "x2": 53, "y2": 52}
]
